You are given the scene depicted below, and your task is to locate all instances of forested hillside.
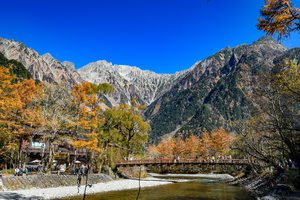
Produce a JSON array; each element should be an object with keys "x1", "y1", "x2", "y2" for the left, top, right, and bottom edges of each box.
[{"x1": 144, "y1": 37, "x2": 297, "y2": 141}]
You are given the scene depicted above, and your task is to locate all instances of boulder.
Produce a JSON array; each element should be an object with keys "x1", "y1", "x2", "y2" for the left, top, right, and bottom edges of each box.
[
  {"x1": 293, "y1": 176, "x2": 300, "y2": 190},
  {"x1": 270, "y1": 184, "x2": 293, "y2": 196}
]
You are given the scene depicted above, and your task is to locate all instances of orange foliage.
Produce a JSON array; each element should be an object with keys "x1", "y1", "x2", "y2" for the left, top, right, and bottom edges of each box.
[
  {"x1": 198, "y1": 132, "x2": 210, "y2": 156},
  {"x1": 184, "y1": 134, "x2": 200, "y2": 158},
  {"x1": 209, "y1": 128, "x2": 233, "y2": 156},
  {"x1": 72, "y1": 81, "x2": 103, "y2": 130},
  {"x1": 72, "y1": 133, "x2": 103, "y2": 154},
  {"x1": 147, "y1": 129, "x2": 235, "y2": 159},
  {"x1": 0, "y1": 66, "x2": 43, "y2": 157},
  {"x1": 71, "y1": 81, "x2": 105, "y2": 164},
  {"x1": 156, "y1": 137, "x2": 175, "y2": 158},
  {"x1": 257, "y1": 0, "x2": 300, "y2": 38}
]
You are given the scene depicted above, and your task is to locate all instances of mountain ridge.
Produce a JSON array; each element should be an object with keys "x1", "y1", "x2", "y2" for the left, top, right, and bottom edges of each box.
[
  {"x1": 0, "y1": 37, "x2": 82, "y2": 87},
  {"x1": 78, "y1": 60, "x2": 192, "y2": 105},
  {"x1": 1, "y1": 36, "x2": 297, "y2": 142},
  {"x1": 144, "y1": 36, "x2": 289, "y2": 141}
]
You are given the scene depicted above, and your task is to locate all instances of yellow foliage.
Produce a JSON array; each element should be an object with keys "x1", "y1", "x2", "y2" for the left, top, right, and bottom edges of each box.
[
  {"x1": 0, "y1": 66, "x2": 43, "y2": 158},
  {"x1": 148, "y1": 129, "x2": 235, "y2": 159},
  {"x1": 257, "y1": 0, "x2": 300, "y2": 39}
]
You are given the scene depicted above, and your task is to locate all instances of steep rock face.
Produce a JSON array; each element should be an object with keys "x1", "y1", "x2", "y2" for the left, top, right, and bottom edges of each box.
[
  {"x1": 145, "y1": 37, "x2": 288, "y2": 141},
  {"x1": 78, "y1": 60, "x2": 190, "y2": 105},
  {"x1": 0, "y1": 38, "x2": 82, "y2": 86}
]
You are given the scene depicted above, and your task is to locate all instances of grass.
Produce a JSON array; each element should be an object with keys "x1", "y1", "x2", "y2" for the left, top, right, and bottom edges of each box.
[{"x1": 1, "y1": 169, "x2": 14, "y2": 176}]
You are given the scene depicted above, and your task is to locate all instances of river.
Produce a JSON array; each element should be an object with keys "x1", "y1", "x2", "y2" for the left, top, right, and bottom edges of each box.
[{"x1": 67, "y1": 176, "x2": 254, "y2": 200}]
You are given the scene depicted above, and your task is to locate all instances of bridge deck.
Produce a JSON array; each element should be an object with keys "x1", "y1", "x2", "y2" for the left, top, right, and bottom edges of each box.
[{"x1": 116, "y1": 159, "x2": 253, "y2": 166}]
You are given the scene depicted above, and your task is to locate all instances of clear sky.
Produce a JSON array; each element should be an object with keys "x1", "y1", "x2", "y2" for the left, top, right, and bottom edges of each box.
[{"x1": 1, "y1": 0, "x2": 299, "y2": 73}]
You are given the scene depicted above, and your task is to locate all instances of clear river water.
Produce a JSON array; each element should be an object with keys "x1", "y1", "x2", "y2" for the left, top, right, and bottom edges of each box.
[{"x1": 67, "y1": 176, "x2": 254, "y2": 200}]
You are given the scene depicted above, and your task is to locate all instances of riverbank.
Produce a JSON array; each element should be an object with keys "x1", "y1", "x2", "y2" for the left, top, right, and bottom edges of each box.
[
  {"x1": 0, "y1": 177, "x2": 174, "y2": 200},
  {"x1": 229, "y1": 173, "x2": 300, "y2": 200},
  {"x1": 0, "y1": 173, "x2": 237, "y2": 200}
]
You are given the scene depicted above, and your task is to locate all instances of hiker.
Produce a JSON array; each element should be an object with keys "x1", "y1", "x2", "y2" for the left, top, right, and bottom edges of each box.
[
  {"x1": 80, "y1": 164, "x2": 88, "y2": 176},
  {"x1": 25, "y1": 168, "x2": 29, "y2": 176},
  {"x1": 18, "y1": 167, "x2": 23, "y2": 176},
  {"x1": 77, "y1": 171, "x2": 82, "y2": 193},
  {"x1": 14, "y1": 168, "x2": 18, "y2": 176}
]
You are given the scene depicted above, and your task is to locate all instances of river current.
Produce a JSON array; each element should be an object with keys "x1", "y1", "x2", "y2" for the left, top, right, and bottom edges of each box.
[{"x1": 68, "y1": 176, "x2": 254, "y2": 200}]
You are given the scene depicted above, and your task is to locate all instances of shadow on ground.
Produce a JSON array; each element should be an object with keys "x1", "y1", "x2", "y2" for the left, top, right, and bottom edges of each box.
[{"x1": 0, "y1": 192, "x2": 44, "y2": 200}]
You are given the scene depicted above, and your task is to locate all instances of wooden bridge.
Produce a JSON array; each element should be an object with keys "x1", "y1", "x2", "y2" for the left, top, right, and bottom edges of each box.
[{"x1": 115, "y1": 158, "x2": 254, "y2": 167}]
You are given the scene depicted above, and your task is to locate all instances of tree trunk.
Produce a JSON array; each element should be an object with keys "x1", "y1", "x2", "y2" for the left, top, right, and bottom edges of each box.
[
  {"x1": 98, "y1": 160, "x2": 103, "y2": 174},
  {"x1": 126, "y1": 143, "x2": 130, "y2": 160},
  {"x1": 18, "y1": 139, "x2": 23, "y2": 167},
  {"x1": 47, "y1": 143, "x2": 54, "y2": 173}
]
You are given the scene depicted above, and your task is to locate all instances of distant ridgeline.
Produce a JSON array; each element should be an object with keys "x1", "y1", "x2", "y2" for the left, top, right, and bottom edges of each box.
[
  {"x1": 1, "y1": 36, "x2": 299, "y2": 142},
  {"x1": 0, "y1": 52, "x2": 31, "y2": 81}
]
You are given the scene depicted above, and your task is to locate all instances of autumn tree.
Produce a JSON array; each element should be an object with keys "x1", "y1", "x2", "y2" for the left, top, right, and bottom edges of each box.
[
  {"x1": 276, "y1": 60, "x2": 300, "y2": 100},
  {"x1": 209, "y1": 128, "x2": 233, "y2": 157},
  {"x1": 235, "y1": 63, "x2": 300, "y2": 169},
  {"x1": 148, "y1": 129, "x2": 234, "y2": 160},
  {"x1": 184, "y1": 134, "x2": 200, "y2": 158},
  {"x1": 275, "y1": 60, "x2": 300, "y2": 167},
  {"x1": 172, "y1": 136, "x2": 186, "y2": 159},
  {"x1": 104, "y1": 104, "x2": 150, "y2": 160},
  {"x1": 147, "y1": 144, "x2": 160, "y2": 158},
  {"x1": 148, "y1": 136, "x2": 175, "y2": 159},
  {"x1": 38, "y1": 85, "x2": 75, "y2": 171},
  {"x1": 233, "y1": 117, "x2": 285, "y2": 169},
  {"x1": 0, "y1": 66, "x2": 20, "y2": 164},
  {"x1": 198, "y1": 132, "x2": 211, "y2": 157},
  {"x1": 0, "y1": 66, "x2": 43, "y2": 166},
  {"x1": 71, "y1": 81, "x2": 107, "y2": 171},
  {"x1": 258, "y1": 0, "x2": 300, "y2": 39},
  {"x1": 255, "y1": 1, "x2": 300, "y2": 173}
]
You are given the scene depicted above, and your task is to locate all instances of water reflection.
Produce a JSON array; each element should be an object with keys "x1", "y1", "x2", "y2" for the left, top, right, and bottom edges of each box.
[{"x1": 66, "y1": 178, "x2": 254, "y2": 200}]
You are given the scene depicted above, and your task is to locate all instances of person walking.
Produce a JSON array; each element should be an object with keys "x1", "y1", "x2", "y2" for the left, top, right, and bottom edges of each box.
[
  {"x1": 19, "y1": 167, "x2": 23, "y2": 176},
  {"x1": 77, "y1": 169, "x2": 82, "y2": 193},
  {"x1": 25, "y1": 168, "x2": 29, "y2": 176},
  {"x1": 14, "y1": 168, "x2": 18, "y2": 176}
]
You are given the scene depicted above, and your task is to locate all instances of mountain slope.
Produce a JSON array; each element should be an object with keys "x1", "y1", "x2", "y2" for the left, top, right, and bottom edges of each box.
[
  {"x1": 0, "y1": 38, "x2": 82, "y2": 86},
  {"x1": 1, "y1": 36, "x2": 296, "y2": 143},
  {"x1": 0, "y1": 52, "x2": 31, "y2": 80},
  {"x1": 78, "y1": 60, "x2": 190, "y2": 105},
  {"x1": 144, "y1": 37, "x2": 288, "y2": 141}
]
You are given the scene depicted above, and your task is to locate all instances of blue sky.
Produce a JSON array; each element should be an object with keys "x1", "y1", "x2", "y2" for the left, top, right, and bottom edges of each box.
[{"x1": 1, "y1": 0, "x2": 299, "y2": 73}]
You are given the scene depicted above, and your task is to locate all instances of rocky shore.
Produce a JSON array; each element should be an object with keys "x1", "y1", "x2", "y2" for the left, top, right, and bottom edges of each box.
[
  {"x1": 3, "y1": 172, "x2": 296, "y2": 200},
  {"x1": 0, "y1": 177, "x2": 173, "y2": 200},
  {"x1": 229, "y1": 173, "x2": 300, "y2": 200}
]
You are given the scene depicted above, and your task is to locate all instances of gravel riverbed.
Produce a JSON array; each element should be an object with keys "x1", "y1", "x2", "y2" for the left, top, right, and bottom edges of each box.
[{"x1": 0, "y1": 177, "x2": 173, "y2": 200}]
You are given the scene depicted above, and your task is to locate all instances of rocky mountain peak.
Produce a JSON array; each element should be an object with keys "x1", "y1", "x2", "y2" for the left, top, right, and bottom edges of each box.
[
  {"x1": 42, "y1": 52, "x2": 53, "y2": 59},
  {"x1": 254, "y1": 36, "x2": 277, "y2": 43},
  {"x1": 0, "y1": 38, "x2": 82, "y2": 86},
  {"x1": 252, "y1": 36, "x2": 287, "y2": 51},
  {"x1": 78, "y1": 60, "x2": 191, "y2": 105},
  {"x1": 62, "y1": 61, "x2": 75, "y2": 71}
]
